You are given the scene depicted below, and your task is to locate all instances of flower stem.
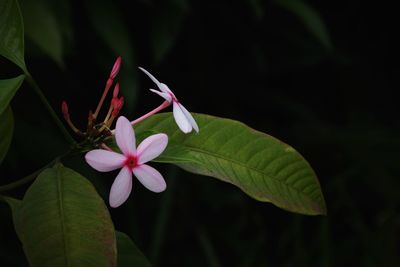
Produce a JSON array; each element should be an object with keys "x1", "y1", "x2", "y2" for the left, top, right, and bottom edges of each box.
[
  {"x1": 131, "y1": 100, "x2": 170, "y2": 126},
  {"x1": 93, "y1": 79, "x2": 112, "y2": 119},
  {"x1": 109, "y1": 101, "x2": 170, "y2": 134},
  {"x1": 0, "y1": 157, "x2": 57, "y2": 192},
  {"x1": 26, "y1": 74, "x2": 76, "y2": 145}
]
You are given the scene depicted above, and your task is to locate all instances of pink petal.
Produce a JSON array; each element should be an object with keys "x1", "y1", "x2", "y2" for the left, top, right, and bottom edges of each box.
[
  {"x1": 149, "y1": 89, "x2": 172, "y2": 103},
  {"x1": 138, "y1": 67, "x2": 166, "y2": 93},
  {"x1": 137, "y1": 134, "x2": 168, "y2": 164},
  {"x1": 133, "y1": 164, "x2": 166, "y2": 193},
  {"x1": 178, "y1": 103, "x2": 199, "y2": 133},
  {"x1": 115, "y1": 116, "x2": 136, "y2": 155},
  {"x1": 109, "y1": 166, "x2": 133, "y2": 208},
  {"x1": 173, "y1": 101, "x2": 192, "y2": 133},
  {"x1": 85, "y1": 149, "x2": 125, "y2": 172}
]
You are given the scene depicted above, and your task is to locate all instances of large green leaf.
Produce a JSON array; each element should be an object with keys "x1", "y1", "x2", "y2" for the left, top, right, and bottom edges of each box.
[
  {"x1": 135, "y1": 113, "x2": 326, "y2": 215},
  {"x1": 0, "y1": 75, "x2": 25, "y2": 115},
  {"x1": 11, "y1": 164, "x2": 117, "y2": 266},
  {"x1": 0, "y1": 107, "x2": 14, "y2": 164},
  {"x1": 0, "y1": 0, "x2": 27, "y2": 71},
  {"x1": 275, "y1": 0, "x2": 332, "y2": 50},
  {"x1": 116, "y1": 231, "x2": 152, "y2": 267},
  {"x1": 20, "y1": 0, "x2": 64, "y2": 67}
]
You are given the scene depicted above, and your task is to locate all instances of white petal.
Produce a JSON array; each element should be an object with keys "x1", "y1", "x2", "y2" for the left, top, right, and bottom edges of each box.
[
  {"x1": 137, "y1": 134, "x2": 168, "y2": 164},
  {"x1": 178, "y1": 103, "x2": 199, "y2": 133},
  {"x1": 115, "y1": 116, "x2": 136, "y2": 155},
  {"x1": 173, "y1": 102, "x2": 192, "y2": 133},
  {"x1": 149, "y1": 89, "x2": 172, "y2": 103},
  {"x1": 109, "y1": 167, "x2": 133, "y2": 208},
  {"x1": 85, "y1": 149, "x2": 125, "y2": 172},
  {"x1": 138, "y1": 67, "x2": 166, "y2": 92},
  {"x1": 133, "y1": 164, "x2": 166, "y2": 193},
  {"x1": 160, "y1": 83, "x2": 175, "y2": 96}
]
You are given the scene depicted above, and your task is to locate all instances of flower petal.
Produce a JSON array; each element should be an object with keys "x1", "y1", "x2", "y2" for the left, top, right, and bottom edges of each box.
[
  {"x1": 138, "y1": 67, "x2": 166, "y2": 93},
  {"x1": 178, "y1": 103, "x2": 199, "y2": 133},
  {"x1": 115, "y1": 116, "x2": 136, "y2": 155},
  {"x1": 109, "y1": 166, "x2": 133, "y2": 208},
  {"x1": 85, "y1": 149, "x2": 125, "y2": 172},
  {"x1": 137, "y1": 134, "x2": 168, "y2": 164},
  {"x1": 150, "y1": 89, "x2": 172, "y2": 103},
  {"x1": 160, "y1": 83, "x2": 175, "y2": 96},
  {"x1": 133, "y1": 164, "x2": 166, "y2": 193},
  {"x1": 173, "y1": 101, "x2": 192, "y2": 133}
]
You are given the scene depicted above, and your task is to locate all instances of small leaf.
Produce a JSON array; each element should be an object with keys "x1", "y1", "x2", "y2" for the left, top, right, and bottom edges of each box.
[
  {"x1": 12, "y1": 164, "x2": 117, "y2": 266},
  {"x1": 20, "y1": 0, "x2": 64, "y2": 67},
  {"x1": 135, "y1": 113, "x2": 327, "y2": 215},
  {"x1": 0, "y1": 0, "x2": 27, "y2": 71},
  {"x1": 116, "y1": 231, "x2": 152, "y2": 267},
  {"x1": 0, "y1": 107, "x2": 14, "y2": 164},
  {"x1": 150, "y1": 0, "x2": 188, "y2": 63},
  {"x1": 0, "y1": 75, "x2": 25, "y2": 115},
  {"x1": 274, "y1": 0, "x2": 333, "y2": 50}
]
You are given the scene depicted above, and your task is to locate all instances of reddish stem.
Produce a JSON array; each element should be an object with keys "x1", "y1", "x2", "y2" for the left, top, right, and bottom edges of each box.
[
  {"x1": 109, "y1": 101, "x2": 171, "y2": 134},
  {"x1": 93, "y1": 79, "x2": 113, "y2": 119},
  {"x1": 131, "y1": 101, "x2": 171, "y2": 125}
]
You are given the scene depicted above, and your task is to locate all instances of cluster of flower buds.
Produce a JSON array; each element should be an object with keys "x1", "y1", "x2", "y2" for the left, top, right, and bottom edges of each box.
[
  {"x1": 63, "y1": 56, "x2": 200, "y2": 206},
  {"x1": 61, "y1": 57, "x2": 124, "y2": 142},
  {"x1": 62, "y1": 56, "x2": 199, "y2": 148}
]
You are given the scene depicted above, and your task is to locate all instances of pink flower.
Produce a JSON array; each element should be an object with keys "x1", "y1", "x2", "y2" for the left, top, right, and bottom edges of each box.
[
  {"x1": 85, "y1": 116, "x2": 168, "y2": 207},
  {"x1": 139, "y1": 67, "x2": 199, "y2": 134}
]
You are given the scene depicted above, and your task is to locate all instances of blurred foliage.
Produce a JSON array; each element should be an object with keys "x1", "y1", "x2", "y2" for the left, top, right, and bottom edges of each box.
[{"x1": 1, "y1": 0, "x2": 399, "y2": 266}]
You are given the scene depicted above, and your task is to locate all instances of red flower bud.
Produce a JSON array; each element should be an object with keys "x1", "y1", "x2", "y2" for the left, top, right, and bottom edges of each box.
[
  {"x1": 112, "y1": 97, "x2": 124, "y2": 116},
  {"x1": 113, "y1": 83, "x2": 120, "y2": 98},
  {"x1": 61, "y1": 101, "x2": 69, "y2": 119}
]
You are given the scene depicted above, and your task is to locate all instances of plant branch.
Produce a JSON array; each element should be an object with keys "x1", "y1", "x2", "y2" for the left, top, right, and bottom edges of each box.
[
  {"x1": 0, "y1": 150, "x2": 71, "y2": 193},
  {"x1": 25, "y1": 73, "x2": 76, "y2": 145}
]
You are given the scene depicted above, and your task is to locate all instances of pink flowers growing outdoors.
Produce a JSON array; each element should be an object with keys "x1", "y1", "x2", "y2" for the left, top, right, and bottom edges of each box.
[
  {"x1": 62, "y1": 57, "x2": 200, "y2": 207},
  {"x1": 139, "y1": 67, "x2": 199, "y2": 134},
  {"x1": 85, "y1": 116, "x2": 168, "y2": 207}
]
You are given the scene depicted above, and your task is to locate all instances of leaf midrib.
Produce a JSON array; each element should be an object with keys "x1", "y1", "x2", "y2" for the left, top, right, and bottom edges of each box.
[{"x1": 56, "y1": 167, "x2": 70, "y2": 267}]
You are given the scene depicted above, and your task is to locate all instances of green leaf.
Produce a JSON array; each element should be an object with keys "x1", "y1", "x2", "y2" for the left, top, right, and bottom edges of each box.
[
  {"x1": 0, "y1": 107, "x2": 14, "y2": 164},
  {"x1": 275, "y1": 0, "x2": 333, "y2": 50},
  {"x1": 11, "y1": 164, "x2": 117, "y2": 266},
  {"x1": 0, "y1": 75, "x2": 25, "y2": 115},
  {"x1": 0, "y1": 0, "x2": 27, "y2": 71},
  {"x1": 20, "y1": 0, "x2": 64, "y2": 67},
  {"x1": 150, "y1": 0, "x2": 188, "y2": 64},
  {"x1": 116, "y1": 231, "x2": 152, "y2": 267},
  {"x1": 135, "y1": 113, "x2": 326, "y2": 215}
]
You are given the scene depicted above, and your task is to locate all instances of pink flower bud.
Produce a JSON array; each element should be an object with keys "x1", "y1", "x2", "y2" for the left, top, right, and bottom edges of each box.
[
  {"x1": 109, "y1": 56, "x2": 121, "y2": 80},
  {"x1": 61, "y1": 101, "x2": 69, "y2": 119},
  {"x1": 113, "y1": 83, "x2": 120, "y2": 98}
]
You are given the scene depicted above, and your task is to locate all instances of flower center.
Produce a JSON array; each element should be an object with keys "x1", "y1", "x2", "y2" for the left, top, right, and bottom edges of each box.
[
  {"x1": 169, "y1": 92, "x2": 178, "y2": 103},
  {"x1": 124, "y1": 155, "x2": 138, "y2": 170}
]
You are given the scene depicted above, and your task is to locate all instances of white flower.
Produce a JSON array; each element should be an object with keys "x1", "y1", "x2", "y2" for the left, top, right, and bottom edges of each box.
[
  {"x1": 85, "y1": 116, "x2": 168, "y2": 207},
  {"x1": 139, "y1": 67, "x2": 199, "y2": 134}
]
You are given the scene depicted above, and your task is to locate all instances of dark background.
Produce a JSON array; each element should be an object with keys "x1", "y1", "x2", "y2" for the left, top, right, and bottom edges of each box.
[{"x1": 1, "y1": 0, "x2": 399, "y2": 266}]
